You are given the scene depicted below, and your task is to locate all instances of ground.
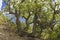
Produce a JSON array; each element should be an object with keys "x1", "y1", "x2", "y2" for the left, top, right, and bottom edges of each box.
[
  {"x1": 0, "y1": 25, "x2": 40, "y2": 40},
  {"x1": 0, "y1": 25, "x2": 23, "y2": 40}
]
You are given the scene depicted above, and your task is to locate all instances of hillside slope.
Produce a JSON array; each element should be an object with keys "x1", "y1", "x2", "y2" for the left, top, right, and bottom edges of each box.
[{"x1": 0, "y1": 25, "x2": 40, "y2": 40}]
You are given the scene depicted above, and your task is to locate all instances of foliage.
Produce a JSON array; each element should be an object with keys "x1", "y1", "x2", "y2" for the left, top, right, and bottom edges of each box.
[
  {"x1": 2, "y1": 0, "x2": 60, "y2": 40},
  {"x1": 0, "y1": 13, "x2": 9, "y2": 25}
]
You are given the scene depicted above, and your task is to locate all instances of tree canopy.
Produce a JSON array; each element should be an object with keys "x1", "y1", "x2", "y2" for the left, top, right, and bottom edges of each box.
[{"x1": 1, "y1": 0, "x2": 60, "y2": 40}]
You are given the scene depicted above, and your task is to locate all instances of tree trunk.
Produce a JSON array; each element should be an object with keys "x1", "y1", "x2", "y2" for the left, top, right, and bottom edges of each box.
[
  {"x1": 32, "y1": 13, "x2": 38, "y2": 36},
  {"x1": 15, "y1": 10, "x2": 22, "y2": 35},
  {"x1": 25, "y1": 20, "x2": 29, "y2": 31}
]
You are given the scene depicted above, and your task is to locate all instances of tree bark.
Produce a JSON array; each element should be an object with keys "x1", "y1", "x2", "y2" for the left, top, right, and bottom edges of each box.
[
  {"x1": 32, "y1": 13, "x2": 38, "y2": 36},
  {"x1": 15, "y1": 10, "x2": 22, "y2": 35}
]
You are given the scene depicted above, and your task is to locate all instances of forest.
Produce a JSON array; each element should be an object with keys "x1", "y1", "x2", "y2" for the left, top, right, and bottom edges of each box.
[{"x1": 0, "y1": 0, "x2": 60, "y2": 40}]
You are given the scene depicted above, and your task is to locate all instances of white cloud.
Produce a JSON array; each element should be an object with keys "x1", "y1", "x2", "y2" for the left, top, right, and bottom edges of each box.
[{"x1": 0, "y1": 0, "x2": 2, "y2": 10}]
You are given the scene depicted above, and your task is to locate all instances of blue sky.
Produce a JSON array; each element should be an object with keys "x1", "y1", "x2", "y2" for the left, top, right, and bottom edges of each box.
[
  {"x1": 0, "y1": 0, "x2": 6, "y2": 10},
  {"x1": 0, "y1": 0, "x2": 2, "y2": 10},
  {"x1": 1, "y1": 0, "x2": 6, "y2": 10}
]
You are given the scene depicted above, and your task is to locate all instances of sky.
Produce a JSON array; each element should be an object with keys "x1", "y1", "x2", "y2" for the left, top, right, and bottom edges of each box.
[
  {"x1": 0, "y1": 0, "x2": 2, "y2": 10},
  {"x1": 0, "y1": 0, "x2": 6, "y2": 10}
]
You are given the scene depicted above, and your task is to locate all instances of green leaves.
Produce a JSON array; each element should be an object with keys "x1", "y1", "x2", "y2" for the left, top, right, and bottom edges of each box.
[
  {"x1": 0, "y1": 13, "x2": 9, "y2": 24},
  {"x1": 3, "y1": 0, "x2": 60, "y2": 40}
]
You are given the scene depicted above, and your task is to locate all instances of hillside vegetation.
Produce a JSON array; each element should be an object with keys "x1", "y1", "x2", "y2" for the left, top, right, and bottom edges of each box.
[{"x1": 0, "y1": 0, "x2": 60, "y2": 40}]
